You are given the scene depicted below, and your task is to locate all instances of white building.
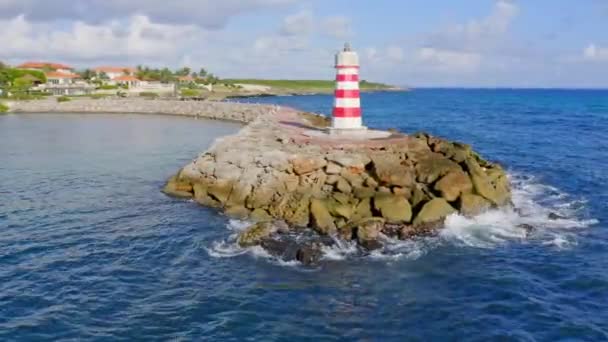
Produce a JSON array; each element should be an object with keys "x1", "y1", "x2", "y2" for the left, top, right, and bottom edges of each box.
[{"x1": 93, "y1": 66, "x2": 136, "y2": 80}]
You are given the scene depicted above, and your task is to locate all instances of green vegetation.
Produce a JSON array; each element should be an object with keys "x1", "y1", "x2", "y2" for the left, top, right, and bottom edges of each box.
[
  {"x1": 89, "y1": 94, "x2": 110, "y2": 99},
  {"x1": 139, "y1": 91, "x2": 159, "y2": 98},
  {"x1": 180, "y1": 88, "x2": 201, "y2": 97},
  {"x1": 97, "y1": 84, "x2": 119, "y2": 90},
  {"x1": 135, "y1": 65, "x2": 218, "y2": 84},
  {"x1": 224, "y1": 79, "x2": 394, "y2": 91},
  {"x1": 0, "y1": 102, "x2": 8, "y2": 113},
  {"x1": 57, "y1": 96, "x2": 71, "y2": 102},
  {"x1": 1, "y1": 62, "x2": 48, "y2": 99}
]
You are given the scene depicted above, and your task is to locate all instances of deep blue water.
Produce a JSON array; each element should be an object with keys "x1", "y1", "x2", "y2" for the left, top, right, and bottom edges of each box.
[{"x1": 1, "y1": 89, "x2": 607, "y2": 341}]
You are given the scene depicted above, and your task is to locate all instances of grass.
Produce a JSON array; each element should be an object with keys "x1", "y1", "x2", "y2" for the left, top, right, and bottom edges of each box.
[
  {"x1": 180, "y1": 88, "x2": 201, "y2": 97},
  {"x1": 224, "y1": 79, "x2": 394, "y2": 91},
  {"x1": 139, "y1": 91, "x2": 160, "y2": 98},
  {"x1": 57, "y1": 96, "x2": 71, "y2": 102},
  {"x1": 0, "y1": 102, "x2": 8, "y2": 113}
]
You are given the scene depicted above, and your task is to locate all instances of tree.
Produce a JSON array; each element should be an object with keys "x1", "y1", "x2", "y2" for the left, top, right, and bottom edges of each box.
[
  {"x1": 198, "y1": 68, "x2": 208, "y2": 78},
  {"x1": 206, "y1": 73, "x2": 219, "y2": 84},
  {"x1": 0, "y1": 61, "x2": 6, "y2": 69},
  {"x1": 99, "y1": 71, "x2": 110, "y2": 80},
  {"x1": 78, "y1": 69, "x2": 95, "y2": 81},
  {"x1": 176, "y1": 67, "x2": 191, "y2": 77}
]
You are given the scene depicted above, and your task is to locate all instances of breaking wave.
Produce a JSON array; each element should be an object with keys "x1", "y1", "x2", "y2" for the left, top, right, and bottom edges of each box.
[{"x1": 206, "y1": 172, "x2": 598, "y2": 265}]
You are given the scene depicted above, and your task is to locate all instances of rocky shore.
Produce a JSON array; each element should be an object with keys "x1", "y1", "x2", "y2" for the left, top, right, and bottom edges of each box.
[{"x1": 162, "y1": 103, "x2": 512, "y2": 264}]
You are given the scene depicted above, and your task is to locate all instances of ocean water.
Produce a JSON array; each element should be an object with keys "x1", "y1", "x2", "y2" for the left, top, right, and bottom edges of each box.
[{"x1": 1, "y1": 89, "x2": 607, "y2": 341}]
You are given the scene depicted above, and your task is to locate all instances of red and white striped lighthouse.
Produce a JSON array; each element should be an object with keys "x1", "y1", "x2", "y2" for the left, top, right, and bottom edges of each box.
[{"x1": 332, "y1": 43, "x2": 363, "y2": 130}]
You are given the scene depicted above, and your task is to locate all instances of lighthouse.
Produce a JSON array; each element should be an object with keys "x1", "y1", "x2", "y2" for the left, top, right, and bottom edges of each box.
[{"x1": 331, "y1": 43, "x2": 365, "y2": 131}]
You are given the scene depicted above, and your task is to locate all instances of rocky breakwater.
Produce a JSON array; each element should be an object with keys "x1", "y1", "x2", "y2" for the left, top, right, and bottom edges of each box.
[
  {"x1": 164, "y1": 108, "x2": 511, "y2": 264},
  {"x1": 8, "y1": 98, "x2": 275, "y2": 123}
]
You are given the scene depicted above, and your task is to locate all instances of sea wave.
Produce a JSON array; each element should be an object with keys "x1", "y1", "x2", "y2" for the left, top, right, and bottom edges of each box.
[{"x1": 206, "y1": 172, "x2": 598, "y2": 265}]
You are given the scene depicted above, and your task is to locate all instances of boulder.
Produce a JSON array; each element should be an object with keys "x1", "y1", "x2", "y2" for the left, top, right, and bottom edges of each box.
[
  {"x1": 325, "y1": 162, "x2": 342, "y2": 175},
  {"x1": 296, "y1": 245, "x2": 324, "y2": 265},
  {"x1": 370, "y1": 155, "x2": 415, "y2": 187},
  {"x1": 336, "y1": 177, "x2": 352, "y2": 194},
  {"x1": 459, "y1": 193, "x2": 491, "y2": 216},
  {"x1": 399, "y1": 221, "x2": 443, "y2": 239},
  {"x1": 415, "y1": 153, "x2": 461, "y2": 184},
  {"x1": 237, "y1": 222, "x2": 278, "y2": 247},
  {"x1": 353, "y1": 217, "x2": 386, "y2": 244},
  {"x1": 291, "y1": 157, "x2": 327, "y2": 175},
  {"x1": 374, "y1": 194, "x2": 412, "y2": 223},
  {"x1": 250, "y1": 208, "x2": 273, "y2": 222},
  {"x1": 354, "y1": 186, "x2": 376, "y2": 199},
  {"x1": 225, "y1": 205, "x2": 251, "y2": 219},
  {"x1": 193, "y1": 183, "x2": 221, "y2": 207},
  {"x1": 413, "y1": 198, "x2": 456, "y2": 226},
  {"x1": 340, "y1": 169, "x2": 365, "y2": 188},
  {"x1": 163, "y1": 176, "x2": 194, "y2": 198},
  {"x1": 326, "y1": 199, "x2": 354, "y2": 220},
  {"x1": 310, "y1": 198, "x2": 337, "y2": 235},
  {"x1": 434, "y1": 170, "x2": 473, "y2": 202},
  {"x1": 352, "y1": 198, "x2": 373, "y2": 221},
  {"x1": 207, "y1": 179, "x2": 234, "y2": 204},
  {"x1": 470, "y1": 172, "x2": 510, "y2": 206},
  {"x1": 410, "y1": 184, "x2": 432, "y2": 208}
]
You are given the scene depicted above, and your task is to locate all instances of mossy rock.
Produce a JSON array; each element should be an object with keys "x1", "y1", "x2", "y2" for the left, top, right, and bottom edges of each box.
[
  {"x1": 370, "y1": 155, "x2": 415, "y2": 187},
  {"x1": 434, "y1": 170, "x2": 473, "y2": 202},
  {"x1": 237, "y1": 222, "x2": 277, "y2": 247},
  {"x1": 415, "y1": 153, "x2": 461, "y2": 184},
  {"x1": 353, "y1": 217, "x2": 386, "y2": 244},
  {"x1": 310, "y1": 198, "x2": 337, "y2": 235},
  {"x1": 373, "y1": 194, "x2": 412, "y2": 223},
  {"x1": 225, "y1": 205, "x2": 251, "y2": 219},
  {"x1": 193, "y1": 182, "x2": 221, "y2": 208},
  {"x1": 163, "y1": 176, "x2": 194, "y2": 198},
  {"x1": 459, "y1": 193, "x2": 492, "y2": 216},
  {"x1": 352, "y1": 198, "x2": 373, "y2": 222},
  {"x1": 413, "y1": 198, "x2": 456, "y2": 226},
  {"x1": 207, "y1": 179, "x2": 234, "y2": 204},
  {"x1": 250, "y1": 208, "x2": 273, "y2": 222}
]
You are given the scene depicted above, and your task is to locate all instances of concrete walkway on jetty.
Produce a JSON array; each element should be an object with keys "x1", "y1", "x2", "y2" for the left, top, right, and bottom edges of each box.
[{"x1": 7, "y1": 97, "x2": 410, "y2": 148}]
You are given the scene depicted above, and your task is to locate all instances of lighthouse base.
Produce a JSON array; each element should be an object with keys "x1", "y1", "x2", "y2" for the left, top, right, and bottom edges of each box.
[
  {"x1": 331, "y1": 116, "x2": 363, "y2": 130},
  {"x1": 327, "y1": 126, "x2": 368, "y2": 135}
]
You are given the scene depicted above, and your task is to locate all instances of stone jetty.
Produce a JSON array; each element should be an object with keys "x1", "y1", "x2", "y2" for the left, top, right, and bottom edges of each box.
[
  {"x1": 8, "y1": 97, "x2": 511, "y2": 263},
  {"x1": 162, "y1": 102, "x2": 512, "y2": 261},
  {"x1": 7, "y1": 98, "x2": 274, "y2": 123}
]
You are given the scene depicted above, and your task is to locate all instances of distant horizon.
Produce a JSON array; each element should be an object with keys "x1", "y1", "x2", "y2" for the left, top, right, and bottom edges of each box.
[{"x1": 2, "y1": 1, "x2": 607, "y2": 88}]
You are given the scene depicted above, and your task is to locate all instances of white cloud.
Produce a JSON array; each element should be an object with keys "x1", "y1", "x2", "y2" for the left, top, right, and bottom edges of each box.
[
  {"x1": 425, "y1": 0, "x2": 518, "y2": 53},
  {"x1": 416, "y1": 48, "x2": 482, "y2": 72},
  {"x1": 280, "y1": 10, "x2": 313, "y2": 36},
  {"x1": 583, "y1": 43, "x2": 608, "y2": 61},
  {"x1": 386, "y1": 46, "x2": 404, "y2": 62},
  {"x1": 321, "y1": 16, "x2": 352, "y2": 39},
  {"x1": 0, "y1": 15, "x2": 205, "y2": 62},
  {"x1": 0, "y1": 0, "x2": 301, "y2": 29}
]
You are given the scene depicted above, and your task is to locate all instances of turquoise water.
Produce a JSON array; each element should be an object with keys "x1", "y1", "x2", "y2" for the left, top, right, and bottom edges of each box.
[{"x1": 1, "y1": 90, "x2": 607, "y2": 340}]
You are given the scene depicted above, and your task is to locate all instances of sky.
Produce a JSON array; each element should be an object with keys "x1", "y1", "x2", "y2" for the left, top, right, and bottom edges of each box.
[{"x1": 1, "y1": 0, "x2": 607, "y2": 88}]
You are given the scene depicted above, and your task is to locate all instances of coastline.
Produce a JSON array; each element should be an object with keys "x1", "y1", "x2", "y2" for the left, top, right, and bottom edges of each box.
[{"x1": 6, "y1": 98, "x2": 277, "y2": 124}]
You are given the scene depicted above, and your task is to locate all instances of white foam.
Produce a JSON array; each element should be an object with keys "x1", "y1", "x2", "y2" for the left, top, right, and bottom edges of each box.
[
  {"x1": 206, "y1": 172, "x2": 598, "y2": 265},
  {"x1": 440, "y1": 173, "x2": 597, "y2": 250}
]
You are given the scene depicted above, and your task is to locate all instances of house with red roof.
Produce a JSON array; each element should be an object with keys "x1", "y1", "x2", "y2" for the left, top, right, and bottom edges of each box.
[
  {"x1": 18, "y1": 61, "x2": 74, "y2": 74},
  {"x1": 112, "y1": 75, "x2": 141, "y2": 88}
]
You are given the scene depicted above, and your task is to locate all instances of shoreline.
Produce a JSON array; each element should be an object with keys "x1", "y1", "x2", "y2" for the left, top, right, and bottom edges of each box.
[{"x1": 5, "y1": 98, "x2": 279, "y2": 124}]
